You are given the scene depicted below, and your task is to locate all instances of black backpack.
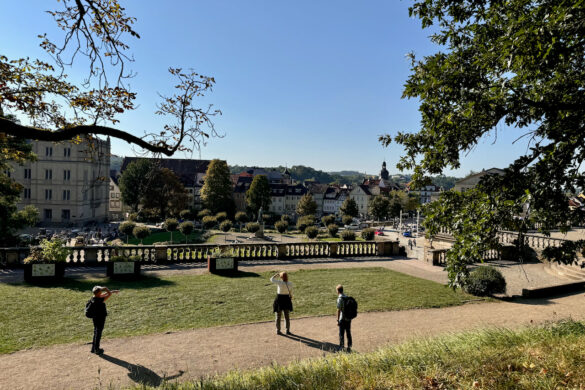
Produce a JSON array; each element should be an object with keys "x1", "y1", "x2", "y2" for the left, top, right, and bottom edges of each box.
[
  {"x1": 342, "y1": 296, "x2": 358, "y2": 320},
  {"x1": 85, "y1": 298, "x2": 97, "y2": 318}
]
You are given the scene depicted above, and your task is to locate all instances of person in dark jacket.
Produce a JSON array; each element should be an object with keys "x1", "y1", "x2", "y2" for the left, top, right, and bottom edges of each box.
[
  {"x1": 90, "y1": 285, "x2": 119, "y2": 354},
  {"x1": 336, "y1": 284, "x2": 352, "y2": 352}
]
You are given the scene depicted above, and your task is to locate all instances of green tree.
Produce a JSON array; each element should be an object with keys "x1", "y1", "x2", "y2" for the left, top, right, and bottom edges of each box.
[
  {"x1": 178, "y1": 221, "x2": 194, "y2": 244},
  {"x1": 275, "y1": 220, "x2": 288, "y2": 234},
  {"x1": 118, "y1": 221, "x2": 136, "y2": 244},
  {"x1": 164, "y1": 218, "x2": 179, "y2": 244},
  {"x1": 132, "y1": 225, "x2": 150, "y2": 245},
  {"x1": 234, "y1": 211, "x2": 248, "y2": 232},
  {"x1": 327, "y1": 224, "x2": 339, "y2": 238},
  {"x1": 321, "y1": 215, "x2": 335, "y2": 226},
  {"x1": 142, "y1": 168, "x2": 188, "y2": 220},
  {"x1": 246, "y1": 175, "x2": 271, "y2": 218},
  {"x1": 340, "y1": 198, "x2": 359, "y2": 218},
  {"x1": 1, "y1": 1, "x2": 220, "y2": 157},
  {"x1": 296, "y1": 194, "x2": 318, "y2": 217},
  {"x1": 305, "y1": 226, "x2": 318, "y2": 239},
  {"x1": 119, "y1": 159, "x2": 154, "y2": 212},
  {"x1": 202, "y1": 216, "x2": 217, "y2": 230},
  {"x1": 215, "y1": 212, "x2": 228, "y2": 224},
  {"x1": 380, "y1": 0, "x2": 585, "y2": 285},
  {"x1": 197, "y1": 209, "x2": 211, "y2": 220},
  {"x1": 219, "y1": 220, "x2": 232, "y2": 233},
  {"x1": 200, "y1": 159, "x2": 235, "y2": 215},
  {"x1": 369, "y1": 195, "x2": 391, "y2": 221}
]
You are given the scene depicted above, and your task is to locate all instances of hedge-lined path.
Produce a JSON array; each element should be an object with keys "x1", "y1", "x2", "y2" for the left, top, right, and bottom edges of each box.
[{"x1": 2, "y1": 289, "x2": 585, "y2": 390}]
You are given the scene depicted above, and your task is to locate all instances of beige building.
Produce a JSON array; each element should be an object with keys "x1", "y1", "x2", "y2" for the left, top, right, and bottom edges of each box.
[
  {"x1": 453, "y1": 168, "x2": 505, "y2": 192},
  {"x1": 349, "y1": 185, "x2": 373, "y2": 218},
  {"x1": 10, "y1": 137, "x2": 110, "y2": 226}
]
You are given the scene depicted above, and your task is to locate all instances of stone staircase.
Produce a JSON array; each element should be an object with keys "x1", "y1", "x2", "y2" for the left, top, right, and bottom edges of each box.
[{"x1": 547, "y1": 260, "x2": 585, "y2": 281}]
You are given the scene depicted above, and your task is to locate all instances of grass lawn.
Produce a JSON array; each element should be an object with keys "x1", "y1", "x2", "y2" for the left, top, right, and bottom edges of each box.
[
  {"x1": 161, "y1": 320, "x2": 585, "y2": 390},
  {"x1": 0, "y1": 267, "x2": 480, "y2": 354}
]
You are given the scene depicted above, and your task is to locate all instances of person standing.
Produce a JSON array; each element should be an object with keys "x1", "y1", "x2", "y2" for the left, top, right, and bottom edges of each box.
[
  {"x1": 336, "y1": 284, "x2": 352, "y2": 352},
  {"x1": 270, "y1": 272, "x2": 293, "y2": 335},
  {"x1": 90, "y1": 285, "x2": 119, "y2": 354}
]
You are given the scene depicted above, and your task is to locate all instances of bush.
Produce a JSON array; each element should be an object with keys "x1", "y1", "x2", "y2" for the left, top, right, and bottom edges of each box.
[
  {"x1": 215, "y1": 212, "x2": 228, "y2": 223},
  {"x1": 127, "y1": 212, "x2": 138, "y2": 222},
  {"x1": 178, "y1": 221, "x2": 194, "y2": 242},
  {"x1": 164, "y1": 218, "x2": 179, "y2": 232},
  {"x1": 281, "y1": 214, "x2": 292, "y2": 224},
  {"x1": 132, "y1": 226, "x2": 151, "y2": 244},
  {"x1": 219, "y1": 220, "x2": 233, "y2": 233},
  {"x1": 23, "y1": 239, "x2": 70, "y2": 264},
  {"x1": 342, "y1": 215, "x2": 354, "y2": 225},
  {"x1": 327, "y1": 224, "x2": 339, "y2": 237},
  {"x1": 296, "y1": 215, "x2": 315, "y2": 233},
  {"x1": 341, "y1": 230, "x2": 356, "y2": 241},
  {"x1": 119, "y1": 221, "x2": 136, "y2": 244},
  {"x1": 305, "y1": 226, "x2": 319, "y2": 239},
  {"x1": 322, "y1": 215, "x2": 335, "y2": 226},
  {"x1": 246, "y1": 222, "x2": 260, "y2": 233},
  {"x1": 179, "y1": 209, "x2": 192, "y2": 220},
  {"x1": 198, "y1": 209, "x2": 211, "y2": 219},
  {"x1": 361, "y1": 228, "x2": 376, "y2": 241},
  {"x1": 275, "y1": 220, "x2": 289, "y2": 233},
  {"x1": 235, "y1": 211, "x2": 249, "y2": 223},
  {"x1": 464, "y1": 266, "x2": 507, "y2": 296},
  {"x1": 202, "y1": 215, "x2": 217, "y2": 230}
]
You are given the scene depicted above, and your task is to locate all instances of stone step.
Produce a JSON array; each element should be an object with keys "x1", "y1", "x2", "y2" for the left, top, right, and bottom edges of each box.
[{"x1": 550, "y1": 262, "x2": 585, "y2": 280}]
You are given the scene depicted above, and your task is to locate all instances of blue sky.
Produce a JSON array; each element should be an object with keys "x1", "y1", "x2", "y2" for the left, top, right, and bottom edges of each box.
[{"x1": 1, "y1": 0, "x2": 529, "y2": 177}]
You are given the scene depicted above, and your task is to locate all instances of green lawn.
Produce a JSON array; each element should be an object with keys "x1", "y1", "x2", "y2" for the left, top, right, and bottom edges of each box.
[
  {"x1": 0, "y1": 268, "x2": 480, "y2": 354},
  {"x1": 157, "y1": 320, "x2": 585, "y2": 390}
]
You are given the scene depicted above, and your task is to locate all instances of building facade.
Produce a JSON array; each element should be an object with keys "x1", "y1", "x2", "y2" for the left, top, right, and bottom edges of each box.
[{"x1": 10, "y1": 138, "x2": 110, "y2": 226}]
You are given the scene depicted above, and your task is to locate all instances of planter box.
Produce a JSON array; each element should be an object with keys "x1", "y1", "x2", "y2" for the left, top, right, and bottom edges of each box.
[
  {"x1": 24, "y1": 262, "x2": 66, "y2": 283},
  {"x1": 207, "y1": 256, "x2": 238, "y2": 274},
  {"x1": 106, "y1": 261, "x2": 141, "y2": 279}
]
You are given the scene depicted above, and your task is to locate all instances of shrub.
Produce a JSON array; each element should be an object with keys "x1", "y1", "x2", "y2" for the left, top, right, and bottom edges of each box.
[
  {"x1": 128, "y1": 212, "x2": 138, "y2": 222},
  {"x1": 361, "y1": 228, "x2": 376, "y2": 241},
  {"x1": 305, "y1": 226, "x2": 319, "y2": 239},
  {"x1": 342, "y1": 215, "x2": 354, "y2": 225},
  {"x1": 219, "y1": 220, "x2": 233, "y2": 233},
  {"x1": 179, "y1": 209, "x2": 192, "y2": 220},
  {"x1": 281, "y1": 214, "x2": 292, "y2": 224},
  {"x1": 327, "y1": 224, "x2": 339, "y2": 237},
  {"x1": 235, "y1": 211, "x2": 248, "y2": 223},
  {"x1": 132, "y1": 226, "x2": 151, "y2": 244},
  {"x1": 275, "y1": 220, "x2": 288, "y2": 233},
  {"x1": 215, "y1": 212, "x2": 228, "y2": 223},
  {"x1": 179, "y1": 221, "x2": 194, "y2": 243},
  {"x1": 246, "y1": 222, "x2": 260, "y2": 233},
  {"x1": 119, "y1": 221, "x2": 136, "y2": 244},
  {"x1": 322, "y1": 215, "x2": 335, "y2": 226},
  {"x1": 23, "y1": 239, "x2": 70, "y2": 264},
  {"x1": 296, "y1": 215, "x2": 315, "y2": 233},
  {"x1": 202, "y1": 215, "x2": 217, "y2": 230},
  {"x1": 341, "y1": 230, "x2": 356, "y2": 241},
  {"x1": 197, "y1": 209, "x2": 211, "y2": 219},
  {"x1": 164, "y1": 218, "x2": 179, "y2": 232},
  {"x1": 464, "y1": 266, "x2": 507, "y2": 296}
]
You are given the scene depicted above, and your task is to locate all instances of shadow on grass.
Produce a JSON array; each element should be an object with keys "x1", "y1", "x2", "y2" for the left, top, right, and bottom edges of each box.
[
  {"x1": 21, "y1": 275, "x2": 176, "y2": 292},
  {"x1": 283, "y1": 332, "x2": 341, "y2": 353},
  {"x1": 211, "y1": 271, "x2": 261, "y2": 279},
  {"x1": 100, "y1": 354, "x2": 184, "y2": 387}
]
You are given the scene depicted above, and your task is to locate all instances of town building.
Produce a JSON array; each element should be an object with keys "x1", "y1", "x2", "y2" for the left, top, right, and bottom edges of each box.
[
  {"x1": 453, "y1": 168, "x2": 505, "y2": 192},
  {"x1": 10, "y1": 137, "x2": 110, "y2": 226}
]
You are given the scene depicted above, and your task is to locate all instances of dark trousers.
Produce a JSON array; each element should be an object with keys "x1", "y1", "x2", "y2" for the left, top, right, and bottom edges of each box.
[
  {"x1": 92, "y1": 316, "x2": 106, "y2": 351},
  {"x1": 339, "y1": 319, "x2": 352, "y2": 348}
]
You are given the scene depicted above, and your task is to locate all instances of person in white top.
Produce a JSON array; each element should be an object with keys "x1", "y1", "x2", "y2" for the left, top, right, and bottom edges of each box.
[{"x1": 270, "y1": 272, "x2": 293, "y2": 335}]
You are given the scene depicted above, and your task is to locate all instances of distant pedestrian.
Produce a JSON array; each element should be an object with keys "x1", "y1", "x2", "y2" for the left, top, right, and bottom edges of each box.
[
  {"x1": 271, "y1": 272, "x2": 293, "y2": 335},
  {"x1": 88, "y1": 286, "x2": 119, "y2": 355},
  {"x1": 413, "y1": 239, "x2": 417, "y2": 247},
  {"x1": 408, "y1": 239, "x2": 413, "y2": 250},
  {"x1": 336, "y1": 284, "x2": 354, "y2": 352}
]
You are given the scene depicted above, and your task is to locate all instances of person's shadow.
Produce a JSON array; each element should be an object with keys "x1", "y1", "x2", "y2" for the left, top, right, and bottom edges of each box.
[
  {"x1": 283, "y1": 332, "x2": 342, "y2": 353},
  {"x1": 100, "y1": 354, "x2": 184, "y2": 387}
]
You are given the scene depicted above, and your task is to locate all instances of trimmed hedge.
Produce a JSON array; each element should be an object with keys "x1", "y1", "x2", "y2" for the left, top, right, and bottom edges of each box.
[
  {"x1": 305, "y1": 226, "x2": 319, "y2": 239},
  {"x1": 464, "y1": 266, "x2": 506, "y2": 296},
  {"x1": 361, "y1": 228, "x2": 375, "y2": 241},
  {"x1": 341, "y1": 230, "x2": 356, "y2": 241}
]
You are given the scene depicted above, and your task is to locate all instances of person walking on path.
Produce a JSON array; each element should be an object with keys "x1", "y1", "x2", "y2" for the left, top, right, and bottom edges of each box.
[
  {"x1": 336, "y1": 284, "x2": 352, "y2": 352},
  {"x1": 270, "y1": 272, "x2": 293, "y2": 335},
  {"x1": 89, "y1": 286, "x2": 119, "y2": 355}
]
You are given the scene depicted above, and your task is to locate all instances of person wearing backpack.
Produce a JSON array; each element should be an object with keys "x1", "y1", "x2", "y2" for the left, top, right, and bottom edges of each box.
[
  {"x1": 88, "y1": 285, "x2": 119, "y2": 355},
  {"x1": 270, "y1": 272, "x2": 293, "y2": 335},
  {"x1": 336, "y1": 284, "x2": 356, "y2": 352}
]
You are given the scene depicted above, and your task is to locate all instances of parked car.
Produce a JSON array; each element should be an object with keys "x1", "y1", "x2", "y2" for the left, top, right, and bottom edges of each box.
[
  {"x1": 344, "y1": 224, "x2": 360, "y2": 230},
  {"x1": 403, "y1": 231, "x2": 412, "y2": 237},
  {"x1": 375, "y1": 229, "x2": 385, "y2": 236}
]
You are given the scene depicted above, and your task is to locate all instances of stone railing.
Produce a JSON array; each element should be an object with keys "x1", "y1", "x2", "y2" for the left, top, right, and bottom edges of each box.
[
  {"x1": 496, "y1": 231, "x2": 566, "y2": 249},
  {"x1": 1, "y1": 240, "x2": 400, "y2": 267}
]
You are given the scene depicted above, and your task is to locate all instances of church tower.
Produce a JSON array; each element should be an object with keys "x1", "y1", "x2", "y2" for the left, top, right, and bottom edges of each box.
[{"x1": 379, "y1": 161, "x2": 389, "y2": 181}]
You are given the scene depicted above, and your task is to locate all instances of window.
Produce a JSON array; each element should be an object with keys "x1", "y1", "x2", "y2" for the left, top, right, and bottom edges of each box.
[
  {"x1": 62, "y1": 190, "x2": 70, "y2": 201},
  {"x1": 63, "y1": 170, "x2": 71, "y2": 181},
  {"x1": 44, "y1": 209, "x2": 52, "y2": 220},
  {"x1": 45, "y1": 147, "x2": 53, "y2": 156},
  {"x1": 24, "y1": 168, "x2": 31, "y2": 179},
  {"x1": 45, "y1": 189, "x2": 52, "y2": 200},
  {"x1": 45, "y1": 169, "x2": 52, "y2": 180},
  {"x1": 23, "y1": 188, "x2": 31, "y2": 199},
  {"x1": 63, "y1": 148, "x2": 71, "y2": 158},
  {"x1": 61, "y1": 209, "x2": 71, "y2": 220}
]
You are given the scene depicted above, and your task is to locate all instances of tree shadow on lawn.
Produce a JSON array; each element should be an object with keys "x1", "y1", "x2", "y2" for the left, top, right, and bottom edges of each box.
[
  {"x1": 20, "y1": 275, "x2": 176, "y2": 292},
  {"x1": 100, "y1": 354, "x2": 184, "y2": 387},
  {"x1": 283, "y1": 332, "x2": 342, "y2": 353},
  {"x1": 212, "y1": 270, "x2": 261, "y2": 279}
]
